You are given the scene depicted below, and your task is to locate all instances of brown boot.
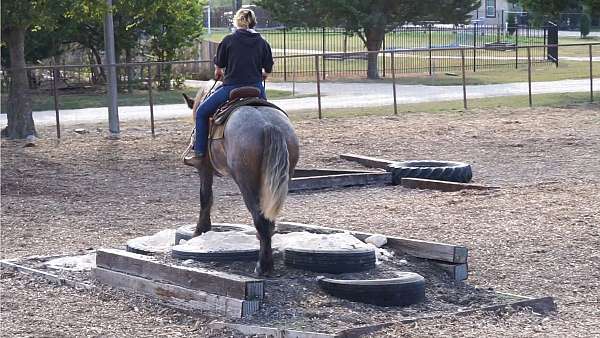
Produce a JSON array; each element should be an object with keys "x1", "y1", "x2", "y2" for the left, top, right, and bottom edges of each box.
[{"x1": 183, "y1": 154, "x2": 205, "y2": 167}]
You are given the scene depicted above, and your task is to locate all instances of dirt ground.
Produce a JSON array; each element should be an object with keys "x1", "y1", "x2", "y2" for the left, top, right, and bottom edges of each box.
[{"x1": 1, "y1": 103, "x2": 599, "y2": 337}]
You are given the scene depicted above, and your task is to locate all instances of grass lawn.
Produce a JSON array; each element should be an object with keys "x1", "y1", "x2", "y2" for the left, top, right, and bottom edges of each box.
[
  {"x1": 293, "y1": 91, "x2": 599, "y2": 120},
  {"x1": 1, "y1": 88, "x2": 292, "y2": 112}
]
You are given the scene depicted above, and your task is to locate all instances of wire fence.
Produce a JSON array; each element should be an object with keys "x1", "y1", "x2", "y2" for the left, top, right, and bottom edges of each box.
[
  {"x1": 256, "y1": 24, "x2": 558, "y2": 80},
  {"x1": 1, "y1": 43, "x2": 598, "y2": 139}
]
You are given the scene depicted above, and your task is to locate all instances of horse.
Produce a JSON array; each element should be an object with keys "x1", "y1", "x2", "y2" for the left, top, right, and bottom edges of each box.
[{"x1": 182, "y1": 81, "x2": 299, "y2": 276}]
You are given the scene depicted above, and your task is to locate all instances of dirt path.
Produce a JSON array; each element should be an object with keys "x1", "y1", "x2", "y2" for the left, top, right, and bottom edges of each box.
[{"x1": 1, "y1": 104, "x2": 599, "y2": 337}]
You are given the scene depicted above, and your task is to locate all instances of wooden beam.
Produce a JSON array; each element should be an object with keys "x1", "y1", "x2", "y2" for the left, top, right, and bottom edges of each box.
[
  {"x1": 400, "y1": 178, "x2": 500, "y2": 192},
  {"x1": 339, "y1": 154, "x2": 397, "y2": 170},
  {"x1": 209, "y1": 322, "x2": 337, "y2": 338},
  {"x1": 335, "y1": 295, "x2": 556, "y2": 337},
  {"x1": 289, "y1": 173, "x2": 391, "y2": 192},
  {"x1": 432, "y1": 261, "x2": 468, "y2": 281},
  {"x1": 276, "y1": 222, "x2": 468, "y2": 264},
  {"x1": 293, "y1": 168, "x2": 381, "y2": 178},
  {"x1": 0, "y1": 259, "x2": 94, "y2": 290},
  {"x1": 92, "y1": 267, "x2": 259, "y2": 318},
  {"x1": 95, "y1": 249, "x2": 263, "y2": 300}
]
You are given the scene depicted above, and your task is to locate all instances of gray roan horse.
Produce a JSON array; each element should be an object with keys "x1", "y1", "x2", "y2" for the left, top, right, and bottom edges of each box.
[{"x1": 183, "y1": 82, "x2": 299, "y2": 276}]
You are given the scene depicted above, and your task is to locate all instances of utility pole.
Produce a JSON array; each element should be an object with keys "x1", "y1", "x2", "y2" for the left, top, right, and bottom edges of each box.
[
  {"x1": 104, "y1": 0, "x2": 120, "y2": 136},
  {"x1": 207, "y1": 0, "x2": 212, "y2": 35}
]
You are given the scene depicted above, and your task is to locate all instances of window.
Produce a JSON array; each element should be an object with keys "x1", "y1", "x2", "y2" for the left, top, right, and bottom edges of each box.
[{"x1": 485, "y1": 0, "x2": 496, "y2": 18}]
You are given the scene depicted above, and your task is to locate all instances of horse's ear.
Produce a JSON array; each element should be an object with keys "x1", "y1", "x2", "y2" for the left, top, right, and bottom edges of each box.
[{"x1": 182, "y1": 93, "x2": 194, "y2": 109}]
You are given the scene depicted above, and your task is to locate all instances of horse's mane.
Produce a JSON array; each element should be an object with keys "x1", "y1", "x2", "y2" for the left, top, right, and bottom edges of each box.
[{"x1": 192, "y1": 80, "x2": 222, "y2": 114}]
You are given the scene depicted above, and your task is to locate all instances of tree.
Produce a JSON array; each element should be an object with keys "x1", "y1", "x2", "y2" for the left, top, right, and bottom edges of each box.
[
  {"x1": 142, "y1": 0, "x2": 205, "y2": 89},
  {"x1": 258, "y1": 0, "x2": 479, "y2": 79},
  {"x1": 580, "y1": 13, "x2": 591, "y2": 36},
  {"x1": 1, "y1": 1, "x2": 53, "y2": 138},
  {"x1": 1, "y1": 0, "x2": 105, "y2": 139}
]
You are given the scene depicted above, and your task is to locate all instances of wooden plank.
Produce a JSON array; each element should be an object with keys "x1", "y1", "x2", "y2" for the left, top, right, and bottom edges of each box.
[
  {"x1": 209, "y1": 322, "x2": 337, "y2": 338},
  {"x1": 0, "y1": 259, "x2": 94, "y2": 290},
  {"x1": 293, "y1": 168, "x2": 380, "y2": 178},
  {"x1": 335, "y1": 295, "x2": 556, "y2": 337},
  {"x1": 276, "y1": 222, "x2": 468, "y2": 264},
  {"x1": 95, "y1": 249, "x2": 263, "y2": 300},
  {"x1": 401, "y1": 178, "x2": 500, "y2": 192},
  {"x1": 339, "y1": 154, "x2": 397, "y2": 170},
  {"x1": 289, "y1": 173, "x2": 391, "y2": 192},
  {"x1": 92, "y1": 267, "x2": 259, "y2": 318},
  {"x1": 433, "y1": 262, "x2": 468, "y2": 281}
]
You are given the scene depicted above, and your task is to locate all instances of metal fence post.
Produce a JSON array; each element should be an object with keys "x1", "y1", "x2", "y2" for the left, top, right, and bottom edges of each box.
[
  {"x1": 283, "y1": 28, "x2": 287, "y2": 82},
  {"x1": 473, "y1": 24, "x2": 477, "y2": 72},
  {"x1": 391, "y1": 51, "x2": 397, "y2": 115},
  {"x1": 315, "y1": 55, "x2": 322, "y2": 119},
  {"x1": 51, "y1": 67, "x2": 61, "y2": 139},
  {"x1": 322, "y1": 27, "x2": 326, "y2": 80},
  {"x1": 590, "y1": 44, "x2": 594, "y2": 102},
  {"x1": 527, "y1": 47, "x2": 532, "y2": 107},
  {"x1": 428, "y1": 25, "x2": 432, "y2": 76},
  {"x1": 382, "y1": 34, "x2": 386, "y2": 78},
  {"x1": 461, "y1": 49, "x2": 467, "y2": 110},
  {"x1": 515, "y1": 26, "x2": 519, "y2": 69},
  {"x1": 148, "y1": 64, "x2": 155, "y2": 137}
]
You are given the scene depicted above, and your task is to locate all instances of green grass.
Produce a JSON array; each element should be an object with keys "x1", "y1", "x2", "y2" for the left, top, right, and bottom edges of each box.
[
  {"x1": 292, "y1": 91, "x2": 599, "y2": 120},
  {"x1": 1, "y1": 87, "x2": 292, "y2": 111}
]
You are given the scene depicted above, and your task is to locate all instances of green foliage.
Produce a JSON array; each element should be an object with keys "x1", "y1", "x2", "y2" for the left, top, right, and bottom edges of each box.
[
  {"x1": 580, "y1": 13, "x2": 591, "y2": 36},
  {"x1": 143, "y1": 0, "x2": 205, "y2": 62},
  {"x1": 507, "y1": 12, "x2": 517, "y2": 35}
]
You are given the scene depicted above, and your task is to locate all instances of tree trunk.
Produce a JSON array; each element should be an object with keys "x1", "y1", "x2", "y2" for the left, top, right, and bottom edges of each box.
[
  {"x1": 365, "y1": 27, "x2": 385, "y2": 79},
  {"x1": 125, "y1": 48, "x2": 134, "y2": 93},
  {"x1": 4, "y1": 27, "x2": 36, "y2": 139},
  {"x1": 91, "y1": 47, "x2": 106, "y2": 84}
]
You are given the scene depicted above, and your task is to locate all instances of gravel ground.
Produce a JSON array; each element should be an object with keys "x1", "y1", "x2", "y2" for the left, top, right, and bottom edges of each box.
[{"x1": 2, "y1": 103, "x2": 599, "y2": 337}]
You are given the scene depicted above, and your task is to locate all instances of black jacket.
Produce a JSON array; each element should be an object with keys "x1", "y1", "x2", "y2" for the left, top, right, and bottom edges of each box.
[{"x1": 213, "y1": 29, "x2": 274, "y2": 85}]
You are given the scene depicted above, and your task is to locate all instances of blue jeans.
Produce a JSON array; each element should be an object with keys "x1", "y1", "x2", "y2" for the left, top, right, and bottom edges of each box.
[{"x1": 194, "y1": 82, "x2": 266, "y2": 155}]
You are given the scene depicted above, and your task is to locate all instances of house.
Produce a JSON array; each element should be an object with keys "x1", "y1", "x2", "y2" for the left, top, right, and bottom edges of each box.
[{"x1": 471, "y1": 0, "x2": 523, "y2": 25}]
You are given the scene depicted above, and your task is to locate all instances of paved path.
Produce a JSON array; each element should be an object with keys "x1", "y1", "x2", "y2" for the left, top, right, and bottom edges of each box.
[{"x1": 1, "y1": 78, "x2": 597, "y2": 127}]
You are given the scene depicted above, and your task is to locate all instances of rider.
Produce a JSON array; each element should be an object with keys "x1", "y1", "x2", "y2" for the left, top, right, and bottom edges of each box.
[{"x1": 184, "y1": 8, "x2": 274, "y2": 167}]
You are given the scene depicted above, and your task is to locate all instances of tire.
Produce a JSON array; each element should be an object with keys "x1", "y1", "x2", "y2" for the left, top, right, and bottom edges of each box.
[
  {"x1": 317, "y1": 272, "x2": 426, "y2": 306},
  {"x1": 389, "y1": 160, "x2": 472, "y2": 184},
  {"x1": 171, "y1": 248, "x2": 259, "y2": 262},
  {"x1": 284, "y1": 248, "x2": 376, "y2": 273},
  {"x1": 174, "y1": 223, "x2": 255, "y2": 245}
]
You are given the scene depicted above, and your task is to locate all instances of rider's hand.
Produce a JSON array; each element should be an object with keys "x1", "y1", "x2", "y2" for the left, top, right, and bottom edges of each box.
[
  {"x1": 262, "y1": 70, "x2": 269, "y2": 81},
  {"x1": 214, "y1": 67, "x2": 224, "y2": 81}
]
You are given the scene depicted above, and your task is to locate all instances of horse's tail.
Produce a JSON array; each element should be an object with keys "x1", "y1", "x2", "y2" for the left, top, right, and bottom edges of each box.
[{"x1": 260, "y1": 125, "x2": 290, "y2": 221}]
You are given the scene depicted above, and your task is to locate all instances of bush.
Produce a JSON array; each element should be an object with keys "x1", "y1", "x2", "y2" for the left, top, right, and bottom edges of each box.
[
  {"x1": 507, "y1": 12, "x2": 517, "y2": 36},
  {"x1": 580, "y1": 14, "x2": 591, "y2": 38}
]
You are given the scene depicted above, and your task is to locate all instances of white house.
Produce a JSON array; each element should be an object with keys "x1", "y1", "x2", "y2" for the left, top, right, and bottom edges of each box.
[{"x1": 472, "y1": 0, "x2": 523, "y2": 25}]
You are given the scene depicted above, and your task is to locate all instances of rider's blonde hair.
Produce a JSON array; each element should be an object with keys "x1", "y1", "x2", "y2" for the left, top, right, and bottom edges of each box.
[{"x1": 233, "y1": 8, "x2": 256, "y2": 29}]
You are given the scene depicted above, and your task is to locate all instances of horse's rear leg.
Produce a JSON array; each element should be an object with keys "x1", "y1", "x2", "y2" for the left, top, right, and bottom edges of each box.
[
  {"x1": 237, "y1": 183, "x2": 275, "y2": 276},
  {"x1": 252, "y1": 213, "x2": 275, "y2": 276},
  {"x1": 194, "y1": 161, "x2": 214, "y2": 237}
]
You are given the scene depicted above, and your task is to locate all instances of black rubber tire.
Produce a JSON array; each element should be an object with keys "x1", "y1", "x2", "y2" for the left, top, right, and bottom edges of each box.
[
  {"x1": 171, "y1": 248, "x2": 259, "y2": 262},
  {"x1": 389, "y1": 160, "x2": 472, "y2": 184},
  {"x1": 174, "y1": 223, "x2": 255, "y2": 245},
  {"x1": 317, "y1": 272, "x2": 426, "y2": 306},
  {"x1": 284, "y1": 248, "x2": 376, "y2": 273}
]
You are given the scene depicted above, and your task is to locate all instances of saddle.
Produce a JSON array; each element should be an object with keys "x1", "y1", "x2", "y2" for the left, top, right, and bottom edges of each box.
[{"x1": 208, "y1": 86, "x2": 287, "y2": 140}]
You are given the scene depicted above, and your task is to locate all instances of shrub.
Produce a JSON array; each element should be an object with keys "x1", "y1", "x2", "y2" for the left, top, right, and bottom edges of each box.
[
  {"x1": 580, "y1": 14, "x2": 591, "y2": 38},
  {"x1": 507, "y1": 12, "x2": 517, "y2": 36}
]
